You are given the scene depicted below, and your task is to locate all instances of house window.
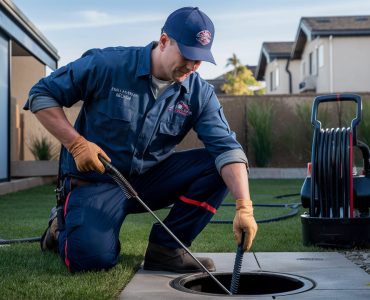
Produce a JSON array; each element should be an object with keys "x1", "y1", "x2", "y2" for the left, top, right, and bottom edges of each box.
[
  {"x1": 269, "y1": 69, "x2": 279, "y2": 91},
  {"x1": 270, "y1": 71, "x2": 273, "y2": 91},
  {"x1": 309, "y1": 52, "x2": 313, "y2": 75},
  {"x1": 301, "y1": 61, "x2": 306, "y2": 78},
  {"x1": 318, "y1": 45, "x2": 324, "y2": 68}
]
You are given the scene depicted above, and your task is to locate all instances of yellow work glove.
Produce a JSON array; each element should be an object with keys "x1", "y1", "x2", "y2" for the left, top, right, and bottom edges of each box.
[
  {"x1": 233, "y1": 199, "x2": 258, "y2": 251},
  {"x1": 67, "y1": 135, "x2": 110, "y2": 174}
]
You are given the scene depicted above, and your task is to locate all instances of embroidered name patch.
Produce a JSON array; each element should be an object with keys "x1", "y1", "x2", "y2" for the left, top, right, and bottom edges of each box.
[{"x1": 111, "y1": 87, "x2": 138, "y2": 101}]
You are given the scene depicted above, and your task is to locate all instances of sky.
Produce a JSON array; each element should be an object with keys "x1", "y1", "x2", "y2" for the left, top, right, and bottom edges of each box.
[{"x1": 11, "y1": 0, "x2": 370, "y2": 79}]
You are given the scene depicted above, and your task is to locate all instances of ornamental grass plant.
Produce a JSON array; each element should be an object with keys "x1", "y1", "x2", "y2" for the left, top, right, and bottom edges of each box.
[
  {"x1": 247, "y1": 101, "x2": 273, "y2": 167},
  {"x1": 28, "y1": 136, "x2": 58, "y2": 160}
]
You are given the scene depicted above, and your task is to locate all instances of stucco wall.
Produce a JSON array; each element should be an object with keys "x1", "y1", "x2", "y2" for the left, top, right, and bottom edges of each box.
[
  {"x1": 10, "y1": 56, "x2": 45, "y2": 160},
  {"x1": 316, "y1": 38, "x2": 331, "y2": 92},
  {"x1": 178, "y1": 93, "x2": 370, "y2": 167},
  {"x1": 21, "y1": 103, "x2": 82, "y2": 161},
  {"x1": 265, "y1": 58, "x2": 290, "y2": 94},
  {"x1": 332, "y1": 37, "x2": 370, "y2": 93},
  {"x1": 290, "y1": 59, "x2": 301, "y2": 94},
  {"x1": 17, "y1": 93, "x2": 370, "y2": 168},
  {"x1": 10, "y1": 55, "x2": 82, "y2": 161},
  {"x1": 177, "y1": 94, "x2": 316, "y2": 166},
  {"x1": 299, "y1": 36, "x2": 370, "y2": 94}
]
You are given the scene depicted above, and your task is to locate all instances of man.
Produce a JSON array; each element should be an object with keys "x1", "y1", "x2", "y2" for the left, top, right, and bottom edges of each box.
[{"x1": 24, "y1": 7, "x2": 257, "y2": 273}]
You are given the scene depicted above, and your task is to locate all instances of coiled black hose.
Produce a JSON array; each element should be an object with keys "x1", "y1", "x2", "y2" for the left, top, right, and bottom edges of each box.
[
  {"x1": 333, "y1": 128, "x2": 341, "y2": 217},
  {"x1": 209, "y1": 202, "x2": 301, "y2": 224},
  {"x1": 0, "y1": 237, "x2": 40, "y2": 245},
  {"x1": 310, "y1": 124, "x2": 352, "y2": 218}
]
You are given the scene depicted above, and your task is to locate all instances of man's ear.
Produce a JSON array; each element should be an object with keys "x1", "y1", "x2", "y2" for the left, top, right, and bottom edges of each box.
[{"x1": 159, "y1": 33, "x2": 169, "y2": 50}]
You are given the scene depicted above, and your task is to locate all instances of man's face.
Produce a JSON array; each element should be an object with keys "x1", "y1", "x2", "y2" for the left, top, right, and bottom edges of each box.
[{"x1": 161, "y1": 35, "x2": 202, "y2": 82}]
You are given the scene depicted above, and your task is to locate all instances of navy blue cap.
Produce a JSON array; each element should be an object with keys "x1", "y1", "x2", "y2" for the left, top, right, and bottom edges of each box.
[{"x1": 162, "y1": 7, "x2": 216, "y2": 64}]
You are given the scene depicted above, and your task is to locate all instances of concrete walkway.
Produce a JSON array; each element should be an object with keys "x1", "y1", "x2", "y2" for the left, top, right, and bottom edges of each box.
[
  {"x1": 121, "y1": 252, "x2": 370, "y2": 299},
  {"x1": 0, "y1": 177, "x2": 55, "y2": 196}
]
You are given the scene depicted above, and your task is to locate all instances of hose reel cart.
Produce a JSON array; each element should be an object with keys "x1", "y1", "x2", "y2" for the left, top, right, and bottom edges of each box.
[{"x1": 300, "y1": 94, "x2": 370, "y2": 248}]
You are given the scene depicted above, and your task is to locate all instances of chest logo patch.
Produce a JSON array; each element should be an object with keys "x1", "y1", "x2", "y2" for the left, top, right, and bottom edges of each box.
[{"x1": 168, "y1": 101, "x2": 192, "y2": 117}]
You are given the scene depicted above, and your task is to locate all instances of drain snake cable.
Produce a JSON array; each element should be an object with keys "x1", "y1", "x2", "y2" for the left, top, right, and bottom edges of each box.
[{"x1": 230, "y1": 231, "x2": 246, "y2": 294}]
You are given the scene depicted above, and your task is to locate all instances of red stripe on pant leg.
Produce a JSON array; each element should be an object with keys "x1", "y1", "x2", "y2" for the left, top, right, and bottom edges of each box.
[
  {"x1": 64, "y1": 239, "x2": 71, "y2": 272},
  {"x1": 63, "y1": 192, "x2": 71, "y2": 217},
  {"x1": 349, "y1": 131, "x2": 354, "y2": 218},
  {"x1": 179, "y1": 195, "x2": 217, "y2": 214}
]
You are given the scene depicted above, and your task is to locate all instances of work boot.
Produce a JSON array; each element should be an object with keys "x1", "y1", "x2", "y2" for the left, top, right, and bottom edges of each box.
[
  {"x1": 40, "y1": 207, "x2": 60, "y2": 253},
  {"x1": 143, "y1": 242, "x2": 216, "y2": 273}
]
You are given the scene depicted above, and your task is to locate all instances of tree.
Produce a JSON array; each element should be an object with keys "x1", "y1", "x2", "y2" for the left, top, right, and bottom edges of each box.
[
  {"x1": 222, "y1": 65, "x2": 261, "y2": 95},
  {"x1": 225, "y1": 53, "x2": 241, "y2": 76},
  {"x1": 222, "y1": 53, "x2": 263, "y2": 95}
]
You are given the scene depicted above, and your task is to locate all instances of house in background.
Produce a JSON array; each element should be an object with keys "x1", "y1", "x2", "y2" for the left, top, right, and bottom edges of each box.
[
  {"x1": 256, "y1": 15, "x2": 370, "y2": 94},
  {"x1": 293, "y1": 15, "x2": 370, "y2": 94},
  {"x1": 0, "y1": 0, "x2": 59, "y2": 181},
  {"x1": 255, "y1": 42, "x2": 300, "y2": 94}
]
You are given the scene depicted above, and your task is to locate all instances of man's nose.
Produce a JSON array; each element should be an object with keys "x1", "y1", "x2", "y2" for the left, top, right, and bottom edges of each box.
[{"x1": 185, "y1": 60, "x2": 201, "y2": 71}]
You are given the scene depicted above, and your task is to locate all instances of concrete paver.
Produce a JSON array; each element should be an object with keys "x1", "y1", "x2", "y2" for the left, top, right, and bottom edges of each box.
[{"x1": 120, "y1": 252, "x2": 370, "y2": 299}]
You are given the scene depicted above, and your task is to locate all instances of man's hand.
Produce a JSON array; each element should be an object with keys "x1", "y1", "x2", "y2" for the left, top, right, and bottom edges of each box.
[
  {"x1": 67, "y1": 135, "x2": 111, "y2": 174},
  {"x1": 233, "y1": 199, "x2": 258, "y2": 251}
]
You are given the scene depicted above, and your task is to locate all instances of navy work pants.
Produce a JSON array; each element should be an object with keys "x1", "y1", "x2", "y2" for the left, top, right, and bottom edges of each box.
[{"x1": 58, "y1": 149, "x2": 228, "y2": 272}]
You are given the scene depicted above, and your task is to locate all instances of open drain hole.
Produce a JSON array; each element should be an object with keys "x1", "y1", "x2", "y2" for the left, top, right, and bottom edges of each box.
[{"x1": 171, "y1": 272, "x2": 315, "y2": 296}]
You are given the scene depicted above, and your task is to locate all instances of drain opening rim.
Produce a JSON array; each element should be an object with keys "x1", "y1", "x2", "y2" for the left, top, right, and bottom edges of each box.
[{"x1": 170, "y1": 271, "x2": 316, "y2": 296}]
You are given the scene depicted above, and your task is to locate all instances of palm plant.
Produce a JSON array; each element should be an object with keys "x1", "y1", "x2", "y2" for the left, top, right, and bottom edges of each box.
[{"x1": 225, "y1": 53, "x2": 241, "y2": 76}]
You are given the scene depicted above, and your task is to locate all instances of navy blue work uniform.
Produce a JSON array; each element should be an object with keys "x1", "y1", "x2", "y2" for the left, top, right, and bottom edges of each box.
[{"x1": 25, "y1": 42, "x2": 248, "y2": 272}]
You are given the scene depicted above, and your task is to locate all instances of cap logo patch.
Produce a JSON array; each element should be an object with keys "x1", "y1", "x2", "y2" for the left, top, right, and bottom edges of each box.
[{"x1": 196, "y1": 30, "x2": 212, "y2": 45}]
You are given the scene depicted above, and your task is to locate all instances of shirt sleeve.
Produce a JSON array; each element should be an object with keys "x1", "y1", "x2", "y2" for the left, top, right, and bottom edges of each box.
[
  {"x1": 193, "y1": 89, "x2": 249, "y2": 173},
  {"x1": 215, "y1": 149, "x2": 249, "y2": 174},
  {"x1": 24, "y1": 49, "x2": 102, "y2": 110},
  {"x1": 25, "y1": 94, "x2": 61, "y2": 113}
]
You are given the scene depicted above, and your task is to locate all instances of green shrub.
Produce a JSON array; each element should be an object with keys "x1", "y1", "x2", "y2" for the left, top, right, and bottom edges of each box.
[
  {"x1": 295, "y1": 101, "x2": 312, "y2": 137},
  {"x1": 28, "y1": 136, "x2": 57, "y2": 160},
  {"x1": 293, "y1": 101, "x2": 330, "y2": 161},
  {"x1": 359, "y1": 100, "x2": 370, "y2": 146},
  {"x1": 293, "y1": 101, "x2": 313, "y2": 162},
  {"x1": 247, "y1": 101, "x2": 273, "y2": 167}
]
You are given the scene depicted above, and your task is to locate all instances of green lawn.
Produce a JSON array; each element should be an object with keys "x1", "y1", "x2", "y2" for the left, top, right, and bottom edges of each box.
[{"x1": 0, "y1": 179, "x2": 323, "y2": 300}]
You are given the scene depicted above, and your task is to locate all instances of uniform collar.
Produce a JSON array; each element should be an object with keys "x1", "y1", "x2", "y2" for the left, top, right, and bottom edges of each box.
[
  {"x1": 136, "y1": 42, "x2": 190, "y2": 93},
  {"x1": 135, "y1": 42, "x2": 153, "y2": 78}
]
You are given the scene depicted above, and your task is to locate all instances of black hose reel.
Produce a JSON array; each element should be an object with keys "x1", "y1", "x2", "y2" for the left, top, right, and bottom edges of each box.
[{"x1": 300, "y1": 94, "x2": 370, "y2": 248}]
